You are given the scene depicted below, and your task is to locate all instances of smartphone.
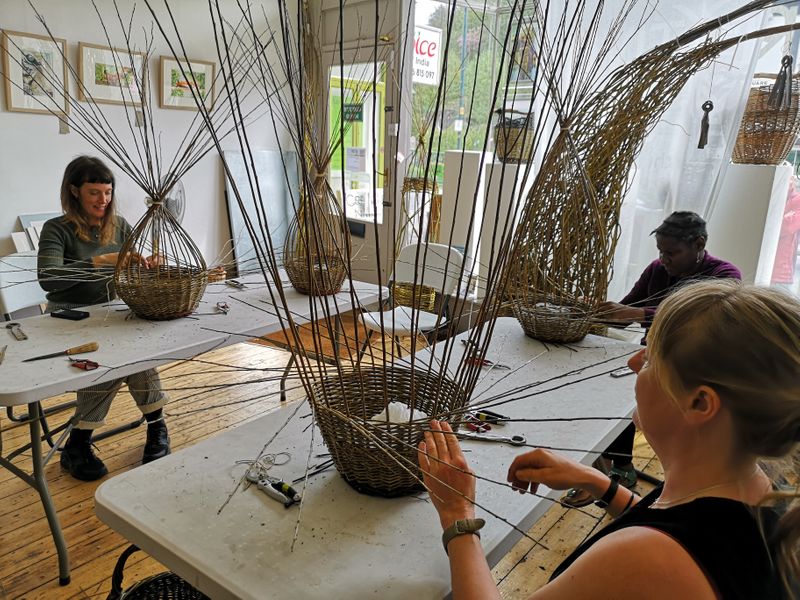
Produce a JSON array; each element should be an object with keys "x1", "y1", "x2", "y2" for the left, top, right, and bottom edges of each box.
[
  {"x1": 610, "y1": 366, "x2": 635, "y2": 378},
  {"x1": 51, "y1": 309, "x2": 90, "y2": 321}
]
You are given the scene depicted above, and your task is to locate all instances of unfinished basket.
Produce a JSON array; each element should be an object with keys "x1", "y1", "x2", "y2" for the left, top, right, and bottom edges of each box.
[
  {"x1": 114, "y1": 201, "x2": 208, "y2": 320},
  {"x1": 284, "y1": 175, "x2": 349, "y2": 296},
  {"x1": 512, "y1": 296, "x2": 592, "y2": 344},
  {"x1": 309, "y1": 365, "x2": 468, "y2": 497},
  {"x1": 732, "y1": 80, "x2": 800, "y2": 165},
  {"x1": 494, "y1": 109, "x2": 535, "y2": 163},
  {"x1": 391, "y1": 282, "x2": 436, "y2": 312}
]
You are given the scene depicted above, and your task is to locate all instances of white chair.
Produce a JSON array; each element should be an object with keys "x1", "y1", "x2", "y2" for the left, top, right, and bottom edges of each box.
[
  {"x1": 0, "y1": 251, "x2": 46, "y2": 320},
  {"x1": 360, "y1": 243, "x2": 464, "y2": 358}
]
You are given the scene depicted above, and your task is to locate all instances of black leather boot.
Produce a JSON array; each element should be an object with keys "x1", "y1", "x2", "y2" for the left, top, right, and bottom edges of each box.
[
  {"x1": 60, "y1": 437, "x2": 108, "y2": 481},
  {"x1": 142, "y1": 419, "x2": 170, "y2": 464}
]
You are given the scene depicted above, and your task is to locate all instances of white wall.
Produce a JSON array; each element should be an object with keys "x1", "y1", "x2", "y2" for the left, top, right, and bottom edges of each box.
[{"x1": 0, "y1": 0, "x2": 292, "y2": 263}]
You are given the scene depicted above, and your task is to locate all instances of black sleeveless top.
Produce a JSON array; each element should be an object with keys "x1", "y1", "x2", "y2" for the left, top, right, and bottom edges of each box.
[{"x1": 550, "y1": 485, "x2": 784, "y2": 599}]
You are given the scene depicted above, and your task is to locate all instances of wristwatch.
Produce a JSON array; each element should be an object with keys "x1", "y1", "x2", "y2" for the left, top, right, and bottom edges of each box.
[
  {"x1": 442, "y1": 518, "x2": 486, "y2": 555},
  {"x1": 594, "y1": 478, "x2": 620, "y2": 508}
]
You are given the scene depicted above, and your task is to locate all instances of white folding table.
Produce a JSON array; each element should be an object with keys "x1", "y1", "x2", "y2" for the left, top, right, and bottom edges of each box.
[
  {"x1": 0, "y1": 273, "x2": 383, "y2": 585},
  {"x1": 95, "y1": 317, "x2": 639, "y2": 599}
]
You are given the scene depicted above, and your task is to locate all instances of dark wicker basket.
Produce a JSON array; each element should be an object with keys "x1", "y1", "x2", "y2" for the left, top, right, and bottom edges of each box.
[
  {"x1": 512, "y1": 297, "x2": 592, "y2": 343},
  {"x1": 309, "y1": 365, "x2": 468, "y2": 497},
  {"x1": 107, "y1": 545, "x2": 209, "y2": 600},
  {"x1": 732, "y1": 80, "x2": 800, "y2": 165}
]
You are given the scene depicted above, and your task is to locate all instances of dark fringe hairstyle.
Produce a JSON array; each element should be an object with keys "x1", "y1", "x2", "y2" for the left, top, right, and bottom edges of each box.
[{"x1": 59, "y1": 156, "x2": 118, "y2": 245}]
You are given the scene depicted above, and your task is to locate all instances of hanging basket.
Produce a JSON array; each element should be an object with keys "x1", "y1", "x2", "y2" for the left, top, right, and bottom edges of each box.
[
  {"x1": 494, "y1": 109, "x2": 535, "y2": 163},
  {"x1": 284, "y1": 175, "x2": 350, "y2": 296},
  {"x1": 732, "y1": 79, "x2": 800, "y2": 165},
  {"x1": 511, "y1": 294, "x2": 592, "y2": 344},
  {"x1": 309, "y1": 365, "x2": 468, "y2": 497},
  {"x1": 114, "y1": 201, "x2": 208, "y2": 320}
]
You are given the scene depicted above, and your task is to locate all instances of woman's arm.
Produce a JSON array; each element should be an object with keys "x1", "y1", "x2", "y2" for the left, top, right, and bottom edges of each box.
[
  {"x1": 529, "y1": 527, "x2": 716, "y2": 599},
  {"x1": 418, "y1": 421, "x2": 501, "y2": 600},
  {"x1": 37, "y1": 220, "x2": 94, "y2": 292}
]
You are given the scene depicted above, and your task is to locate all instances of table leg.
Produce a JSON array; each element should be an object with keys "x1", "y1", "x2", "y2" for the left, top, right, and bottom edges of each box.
[{"x1": 28, "y1": 402, "x2": 71, "y2": 585}]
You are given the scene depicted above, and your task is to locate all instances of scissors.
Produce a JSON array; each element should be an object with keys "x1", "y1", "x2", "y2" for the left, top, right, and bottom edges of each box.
[
  {"x1": 465, "y1": 356, "x2": 511, "y2": 370},
  {"x1": 457, "y1": 431, "x2": 527, "y2": 446},
  {"x1": 69, "y1": 357, "x2": 99, "y2": 371}
]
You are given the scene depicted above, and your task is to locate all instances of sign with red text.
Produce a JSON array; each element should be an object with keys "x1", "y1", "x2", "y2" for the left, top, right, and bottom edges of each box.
[{"x1": 413, "y1": 25, "x2": 441, "y2": 86}]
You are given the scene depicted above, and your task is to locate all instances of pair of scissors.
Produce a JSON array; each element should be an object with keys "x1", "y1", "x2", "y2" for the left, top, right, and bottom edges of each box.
[
  {"x1": 69, "y1": 357, "x2": 99, "y2": 371},
  {"x1": 465, "y1": 356, "x2": 511, "y2": 370},
  {"x1": 457, "y1": 431, "x2": 527, "y2": 446}
]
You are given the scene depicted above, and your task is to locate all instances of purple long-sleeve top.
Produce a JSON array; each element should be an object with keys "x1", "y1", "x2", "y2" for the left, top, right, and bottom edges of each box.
[{"x1": 621, "y1": 252, "x2": 742, "y2": 325}]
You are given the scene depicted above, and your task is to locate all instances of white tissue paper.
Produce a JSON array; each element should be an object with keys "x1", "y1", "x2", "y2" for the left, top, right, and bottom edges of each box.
[{"x1": 370, "y1": 402, "x2": 428, "y2": 423}]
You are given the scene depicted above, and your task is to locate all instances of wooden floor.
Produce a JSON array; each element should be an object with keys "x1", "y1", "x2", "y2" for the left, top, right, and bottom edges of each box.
[{"x1": 0, "y1": 335, "x2": 659, "y2": 599}]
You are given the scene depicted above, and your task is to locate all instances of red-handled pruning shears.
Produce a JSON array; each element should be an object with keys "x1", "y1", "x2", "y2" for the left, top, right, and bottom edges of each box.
[{"x1": 69, "y1": 357, "x2": 99, "y2": 371}]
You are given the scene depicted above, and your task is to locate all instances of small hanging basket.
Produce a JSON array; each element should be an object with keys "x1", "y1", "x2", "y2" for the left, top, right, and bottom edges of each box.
[
  {"x1": 511, "y1": 294, "x2": 592, "y2": 344},
  {"x1": 732, "y1": 78, "x2": 800, "y2": 165},
  {"x1": 309, "y1": 365, "x2": 468, "y2": 497},
  {"x1": 114, "y1": 202, "x2": 208, "y2": 320},
  {"x1": 284, "y1": 175, "x2": 350, "y2": 296},
  {"x1": 494, "y1": 108, "x2": 535, "y2": 163}
]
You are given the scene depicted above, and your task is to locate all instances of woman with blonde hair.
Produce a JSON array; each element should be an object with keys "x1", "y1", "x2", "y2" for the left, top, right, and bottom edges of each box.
[{"x1": 419, "y1": 280, "x2": 799, "y2": 598}]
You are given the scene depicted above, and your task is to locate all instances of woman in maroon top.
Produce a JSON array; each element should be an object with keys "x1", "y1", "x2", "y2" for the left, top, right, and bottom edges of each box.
[
  {"x1": 599, "y1": 211, "x2": 741, "y2": 328},
  {"x1": 418, "y1": 281, "x2": 799, "y2": 599},
  {"x1": 562, "y1": 211, "x2": 741, "y2": 507}
]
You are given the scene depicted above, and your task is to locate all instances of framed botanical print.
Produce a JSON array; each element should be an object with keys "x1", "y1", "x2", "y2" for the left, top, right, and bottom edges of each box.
[
  {"x1": 159, "y1": 55, "x2": 215, "y2": 110},
  {"x1": 78, "y1": 42, "x2": 145, "y2": 106},
  {"x1": 1, "y1": 29, "x2": 69, "y2": 114}
]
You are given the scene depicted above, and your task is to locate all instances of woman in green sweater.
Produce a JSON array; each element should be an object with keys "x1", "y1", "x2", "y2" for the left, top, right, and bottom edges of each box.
[{"x1": 38, "y1": 156, "x2": 170, "y2": 481}]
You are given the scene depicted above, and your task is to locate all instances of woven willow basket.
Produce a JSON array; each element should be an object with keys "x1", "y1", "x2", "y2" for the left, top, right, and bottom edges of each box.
[
  {"x1": 512, "y1": 297, "x2": 592, "y2": 344},
  {"x1": 284, "y1": 176, "x2": 349, "y2": 296},
  {"x1": 732, "y1": 80, "x2": 800, "y2": 165},
  {"x1": 284, "y1": 255, "x2": 347, "y2": 295},
  {"x1": 495, "y1": 109, "x2": 534, "y2": 163},
  {"x1": 309, "y1": 366, "x2": 468, "y2": 497},
  {"x1": 391, "y1": 282, "x2": 436, "y2": 312},
  {"x1": 108, "y1": 545, "x2": 209, "y2": 600},
  {"x1": 116, "y1": 266, "x2": 207, "y2": 320},
  {"x1": 114, "y1": 203, "x2": 208, "y2": 320}
]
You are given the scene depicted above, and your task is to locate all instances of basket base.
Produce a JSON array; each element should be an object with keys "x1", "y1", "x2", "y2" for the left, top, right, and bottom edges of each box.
[{"x1": 341, "y1": 473, "x2": 424, "y2": 498}]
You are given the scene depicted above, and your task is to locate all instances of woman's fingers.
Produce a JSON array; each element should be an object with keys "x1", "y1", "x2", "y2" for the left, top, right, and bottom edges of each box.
[{"x1": 429, "y1": 420, "x2": 451, "y2": 463}]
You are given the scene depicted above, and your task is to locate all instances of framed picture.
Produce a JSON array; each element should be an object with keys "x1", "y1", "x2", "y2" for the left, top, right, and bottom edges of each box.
[
  {"x1": 159, "y1": 55, "x2": 215, "y2": 110},
  {"x1": 78, "y1": 42, "x2": 145, "y2": 106},
  {"x1": 1, "y1": 30, "x2": 69, "y2": 114}
]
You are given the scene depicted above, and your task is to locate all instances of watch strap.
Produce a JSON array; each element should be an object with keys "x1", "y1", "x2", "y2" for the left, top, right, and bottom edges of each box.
[
  {"x1": 442, "y1": 518, "x2": 486, "y2": 555},
  {"x1": 594, "y1": 477, "x2": 619, "y2": 508}
]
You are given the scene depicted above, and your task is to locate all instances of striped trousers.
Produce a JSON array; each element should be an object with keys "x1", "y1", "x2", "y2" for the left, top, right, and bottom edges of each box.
[{"x1": 74, "y1": 369, "x2": 167, "y2": 430}]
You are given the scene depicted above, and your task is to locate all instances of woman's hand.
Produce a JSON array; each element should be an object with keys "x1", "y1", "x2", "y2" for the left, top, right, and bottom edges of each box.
[
  {"x1": 507, "y1": 449, "x2": 603, "y2": 496},
  {"x1": 92, "y1": 252, "x2": 152, "y2": 269},
  {"x1": 418, "y1": 420, "x2": 476, "y2": 529},
  {"x1": 597, "y1": 301, "x2": 646, "y2": 324}
]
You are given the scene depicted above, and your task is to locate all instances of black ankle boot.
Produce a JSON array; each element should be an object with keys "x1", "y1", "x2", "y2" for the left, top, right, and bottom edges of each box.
[
  {"x1": 60, "y1": 437, "x2": 108, "y2": 481},
  {"x1": 142, "y1": 419, "x2": 170, "y2": 464}
]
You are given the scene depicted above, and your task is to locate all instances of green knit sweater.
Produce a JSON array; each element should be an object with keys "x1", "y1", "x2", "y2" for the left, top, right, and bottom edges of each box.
[{"x1": 37, "y1": 215, "x2": 133, "y2": 307}]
